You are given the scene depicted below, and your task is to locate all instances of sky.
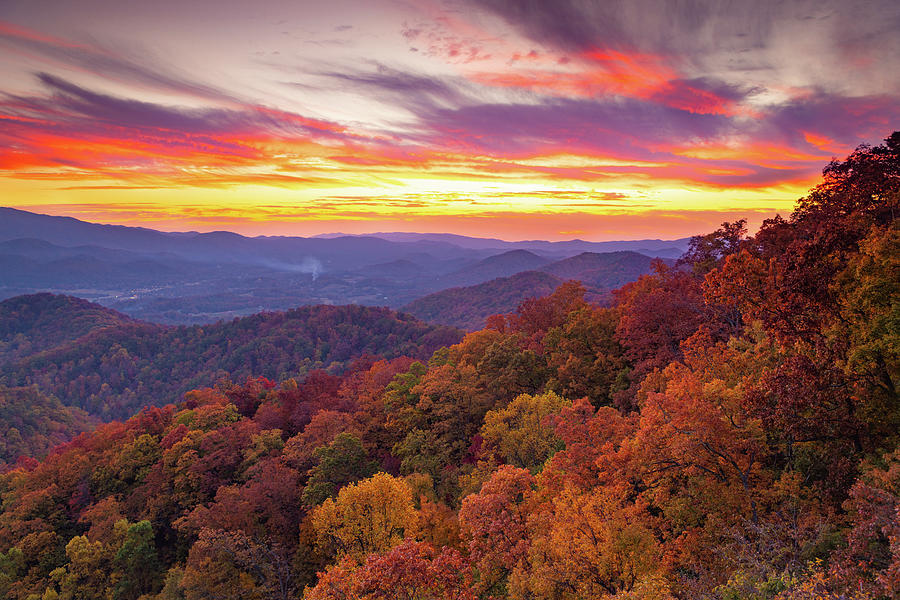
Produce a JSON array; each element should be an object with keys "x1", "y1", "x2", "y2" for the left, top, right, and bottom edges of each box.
[{"x1": 1, "y1": 0, "x2": 898, "y2": 241}]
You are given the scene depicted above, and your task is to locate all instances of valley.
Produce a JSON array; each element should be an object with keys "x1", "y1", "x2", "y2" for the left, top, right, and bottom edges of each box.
[{"x1": 0, "y1": 207, "x2": 688, "y2": 326}]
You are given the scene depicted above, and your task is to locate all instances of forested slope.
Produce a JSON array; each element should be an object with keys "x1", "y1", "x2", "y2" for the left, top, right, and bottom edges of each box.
[
  {"x1": 0, "y1": 300, "x2": 462, "y2": 420},
  {"x1": 0, "y1": 133, "x2": 897, "y2": 600},
  {"x1": 0, "y1": 294, "x2": 138, "y2": 362},
  {"x1": 401, "y1": 270, "x2": 566, "y2": 330},
  {"x1": 0, "y1": 385, "x2": 96, "y2": 470}
]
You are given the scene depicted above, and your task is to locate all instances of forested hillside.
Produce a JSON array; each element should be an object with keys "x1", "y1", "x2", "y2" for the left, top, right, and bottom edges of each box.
[
  {"x1": 0, "y1": 294, "x2": 137, "y2": 363},
  {"x1": 539, "y1": 250, "x2": 656, "y2": 289},
  {"x1": 0, "y1": 134, "x2": 897, "y2": 600},
  {"x1": 0, "y1": 301, "x2": 461, "y2": 420},
  {"x1": 0, "y1": 385, "x2": 96, "y2": 470},
  {"x1": 402, "y1": 270, "x2": 567, "y2": 330}
]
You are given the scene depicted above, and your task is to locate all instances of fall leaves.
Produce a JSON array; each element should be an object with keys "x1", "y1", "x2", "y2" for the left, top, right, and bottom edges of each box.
[{"x1": 0, "y1": 132, "x2": 898, "y2": 599}]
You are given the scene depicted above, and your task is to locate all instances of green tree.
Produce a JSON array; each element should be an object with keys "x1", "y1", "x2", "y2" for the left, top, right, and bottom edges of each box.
[
  {"x1": 113, "y1": 520, "x2": 160, "y2": 600},
  {"x1": 480, "y1": 391, "x2": 569, "y2": 472},
  {"x1": 301, "y1": 433, "x2": 377, "y2": 507}
]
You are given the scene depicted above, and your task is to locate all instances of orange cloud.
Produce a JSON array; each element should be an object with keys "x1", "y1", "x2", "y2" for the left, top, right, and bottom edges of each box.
[{"x1": 469, "y1": 48, "x2": 744, "y2": 116}]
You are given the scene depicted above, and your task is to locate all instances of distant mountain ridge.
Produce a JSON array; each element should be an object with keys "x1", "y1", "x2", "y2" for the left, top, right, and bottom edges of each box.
[
  {"x1": 0, "y1": 207, "x2": 689, "y2": 264},
  {"x1": 402, "y1": 251, "x2": 659, "y2": 329},
  {"x1": 315, "y1": 230, "x2": 691, "y2": 257},
  {"x1": 402, "y1": 271, "x2": 566, "y2": 330},
  {"x1": 0, "y1": 207, "x2": 689, "y2": 324},
  {"x1": 433, "y1": 249, "x2": 551, "y2": 289},
  {"x1": 540, "y1": 251, "x2": 657, "y2": 289},
  {"x1": 0, "y1": 207, "x2": 483, "y2": 272}
]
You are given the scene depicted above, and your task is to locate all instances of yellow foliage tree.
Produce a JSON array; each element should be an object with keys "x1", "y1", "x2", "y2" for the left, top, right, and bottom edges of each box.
[
  {"x1": 480, "y1": 391, "x2": 569, "y2": 472},
  {"x1": 57, "y1": 534, "x2": 114, "y2": 600},
  {"x1": 312, "y1": 472, "x2": 417, "y2": 562}
]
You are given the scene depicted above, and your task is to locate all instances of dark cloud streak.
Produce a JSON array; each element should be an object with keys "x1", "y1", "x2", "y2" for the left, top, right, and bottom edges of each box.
[
  {"x1": 321, "y1": 63, "x2": 464, "y2": 104},
  {"x1": 0, "y1": 20, "x2": 238, "y2": 104},
  {"x1": 469, "y1": 0, "x2": 900, "y2": 61}
]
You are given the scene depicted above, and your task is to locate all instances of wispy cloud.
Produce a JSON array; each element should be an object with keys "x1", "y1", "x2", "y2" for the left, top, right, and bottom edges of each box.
[{"x1": 0, "y1": 20, "x2": 236, "y2": 103}]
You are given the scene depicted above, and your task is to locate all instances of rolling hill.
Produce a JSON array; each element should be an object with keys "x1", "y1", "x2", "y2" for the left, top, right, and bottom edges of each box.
[
  {"x1": 401, "y1": 270, "x2": 566, "y2": 330},
  {"x1": 0, "y1": 294, "x2": 462, "y2": 420},
  {"x1": 539, "y1": 251, "x2": 658, "y2": 289},
  {"x1": 0, "y1": 293, "x2": 138, "y2": 362},
  {"x1": 401, "y1": 250, "x2": 660, "y2": 329},
  {"x1": 432, "y1": 249, "x2": 551, "y2": 289},
  {"x1": 0, "y1": 385, "x2": 96, "y2": 470}
]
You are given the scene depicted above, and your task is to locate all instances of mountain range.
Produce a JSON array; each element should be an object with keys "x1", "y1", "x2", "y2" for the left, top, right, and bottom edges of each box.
[{"x1": 0, "y1": 207, "x2": 688, "y2": 326}]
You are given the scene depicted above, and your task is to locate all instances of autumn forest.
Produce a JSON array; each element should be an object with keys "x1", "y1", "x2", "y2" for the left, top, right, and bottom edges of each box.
[{"x1": 0, "y1": 133, "x2": 895, "y2": 599}]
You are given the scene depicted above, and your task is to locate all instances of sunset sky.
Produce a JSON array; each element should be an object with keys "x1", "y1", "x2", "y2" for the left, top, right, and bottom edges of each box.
[{"x1": 1, "y1": 0, "x2": 899, "y2": 240}]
